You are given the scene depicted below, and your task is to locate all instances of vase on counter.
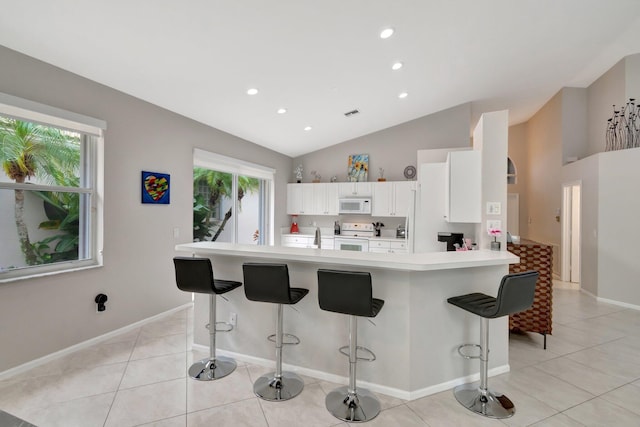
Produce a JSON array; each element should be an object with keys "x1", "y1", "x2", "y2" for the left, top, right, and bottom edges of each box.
[{"x1": 490, "y1": 240, "x2": 501, "y2": 251}]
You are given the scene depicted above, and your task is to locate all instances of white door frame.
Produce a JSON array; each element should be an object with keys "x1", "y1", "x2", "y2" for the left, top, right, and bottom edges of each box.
[{"x1": 561, "y1": 181, "x2": 581, "y2": 283}]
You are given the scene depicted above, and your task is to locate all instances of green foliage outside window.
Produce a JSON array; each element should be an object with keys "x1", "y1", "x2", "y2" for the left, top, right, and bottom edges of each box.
[{"x1": 0, "y1": 117, "x2": 81, "y2": 266}]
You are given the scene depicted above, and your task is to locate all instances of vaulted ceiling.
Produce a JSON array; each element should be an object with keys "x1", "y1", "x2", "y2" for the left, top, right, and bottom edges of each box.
[{"x1": 2, "y1": 1, "x2": 640, "y2": 156}]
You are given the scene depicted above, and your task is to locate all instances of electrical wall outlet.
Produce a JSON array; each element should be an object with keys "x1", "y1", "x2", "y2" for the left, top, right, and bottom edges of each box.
[{"x1": 230, "y1": 312, "x2": 237, "y2": 327}]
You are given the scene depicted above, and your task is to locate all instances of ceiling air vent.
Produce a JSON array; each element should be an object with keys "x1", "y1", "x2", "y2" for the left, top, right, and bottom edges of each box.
[{"x1": 344, "y1": 109, "x2": 360, "y2": 117}]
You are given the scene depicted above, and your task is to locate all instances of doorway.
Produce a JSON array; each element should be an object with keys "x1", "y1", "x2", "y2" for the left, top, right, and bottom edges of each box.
[
  {"x1": 507, "y1": 193, "x2": 519, "y2": 236},
  {"x1": 561, "y1": 182, "x2": 581, "y2": 284}
]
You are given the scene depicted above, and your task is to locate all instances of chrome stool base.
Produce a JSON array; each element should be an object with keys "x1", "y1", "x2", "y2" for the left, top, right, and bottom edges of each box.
[
  {"x1": 253, "y1": 371, "x2": 304, "y2": 401},
  {"x1": 453, "y1": 383, "x2": 514, "y2": 419},
  {"x1": 325, "y1": 386, "x2": 381, "y2": 423},
  {"x1": 188, "y1": 356, "x2": 237, "y2": 381}
]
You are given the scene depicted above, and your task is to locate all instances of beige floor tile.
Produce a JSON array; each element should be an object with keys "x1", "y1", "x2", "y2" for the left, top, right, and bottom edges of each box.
[
  {"x1": 550, "y1": 323, "x2": 624, "y2": 349},
  {"x1": 102, "y1": 328, "x2": 141, "y2": 345},
  {"x1": 594, "y1": 336, "x2": 640, "y2": 363},
  {"x1": 187, "y1": 398, "x2": 268, "y2": 427},
  {"x1": 600, "y1": 383, "x2": 640, "y2": 416},
  {"x1": 130, "y1": 332, "x2": 188, "y2": 360},
  {"x1": 138, "y1": 415, "x2": 186, "y2": 426},
  {"x1": 140, "y1": 311, "x2": 188, "y2": 338},
  {"x1": 363, "y1": 404, "x2": 429, "y2": 426},
  {"x1": 19, "y1": 392, "x2": 115, "y2": 427},
  {"x1": 493, "y1": 367, "x2": 594, "y2": 411},
  {"x1": 39, "y1": 362, "x2": 126, "y2": 405},
  {"x1": 508, "y1": 338, "x2": 561, "y2": 368},
  {"x1": 528, "y1": 413, "x2": 586, "y2": 426},
  {"x1": 105, "y1": 378, "x2": 186, "y2": 427},
  {"x1": 534, "y1": 357, "x2": 629, "y2": 396},
  {"x1": 563, "y1": 397, "x2": 640, "y2": 427},
  {"x1": 407, "y1": 390, "x2": 504, "y2": 427},
  {"x1": 259, "y1": 382, "x2": 342, "y2": 427},
  {"x1": 565, "y1": 346, "x2": 640, "y2": 382},
  {"x1": 186, "y1": 365, "x2": 255, "y2": 412},
  {"x1": 50, "y1": 339, "x2": 136, "y2": 372},
  {"x1": 120, "y1": 352, "x2": 186, "y2": 389},
  {"x1": 564, "y1": 314, "x2": 639, "y2": 339}
]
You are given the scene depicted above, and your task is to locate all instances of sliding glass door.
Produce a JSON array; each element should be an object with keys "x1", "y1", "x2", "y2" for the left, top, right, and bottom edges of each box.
[{"x1": 193, "y1": 150, "x2": 273, "y2": 245}]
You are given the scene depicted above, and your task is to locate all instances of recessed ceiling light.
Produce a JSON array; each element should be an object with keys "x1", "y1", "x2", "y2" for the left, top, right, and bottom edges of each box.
[
  {"x1": 380, "y1": 28, "x2": 394, "y2": 39},
  {"x1": 247, "y1": 88, "x2": 259, "y2": 95},
  {"x1": 304, "y1": 126, "x2": 312, "y2": 131},
  {"x1": 398, "y1": 92, "x2": 408, "y2": 99},
  {"x1": 277, "y1": 108, "x2": 287, "y2": 114},
  {"x1": 392, "y1": 62, "x2": 403, "y2": 71}
]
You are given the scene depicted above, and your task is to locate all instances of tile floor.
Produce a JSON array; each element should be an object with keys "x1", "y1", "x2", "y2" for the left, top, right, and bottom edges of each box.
[{"x1": 1, "y1": 286, "x2": 640, "y2": 426}]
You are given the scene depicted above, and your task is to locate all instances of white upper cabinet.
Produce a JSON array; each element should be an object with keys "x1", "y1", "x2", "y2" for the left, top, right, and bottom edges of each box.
[
  {"x1": 445, "y1": 150, "x2": 481, "y2": 223},
  {"x1": 286, "y1": 183, "x2": 314, "y2": 215},
  {"x1": 286, "y1": 183, "x2": 303, "y2": 214},
  {"x1": 313, "y1": 183, "x2": 339, "y2": 215},
  {"x1": 338, "y1": 182, "x2": 373, "y2": 197},
  {"x1": 372, "y1": 181, "x2": 415, "y2": 217},
  {"x1": 287, "y1": 183, "x2": 339, "y2": 215}
]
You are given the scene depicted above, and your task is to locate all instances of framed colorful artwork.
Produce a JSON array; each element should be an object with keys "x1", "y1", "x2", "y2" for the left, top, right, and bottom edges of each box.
[
  {"x1": 141, "y1": 171, "x2": 170, "y2": 204},
  {"x1": 347, "y1": 154, "x2": 369, "y2": 182}
]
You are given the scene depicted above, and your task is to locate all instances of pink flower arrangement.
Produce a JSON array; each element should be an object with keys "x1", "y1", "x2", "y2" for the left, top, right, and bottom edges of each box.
[{"x1": 488, "y1": 228, "x2": 501, "y2": 241}]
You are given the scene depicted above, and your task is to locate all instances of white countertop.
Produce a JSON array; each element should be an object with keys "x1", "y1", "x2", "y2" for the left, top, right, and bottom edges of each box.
[
  {"x1": 281, "y1": 234, "x2": 406, "y2": 241},
  {"x1": 175, "y1": 242, "x2": 519, "y2": 272}
]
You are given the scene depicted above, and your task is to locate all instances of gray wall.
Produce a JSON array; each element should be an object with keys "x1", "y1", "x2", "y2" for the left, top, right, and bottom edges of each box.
[
  {"x1": 597, "y1": 147, "x2": 640, "y2": 305},
  {"x1": 561, "y1": 87, "x2": 588, "y2": 164},
  {"x1": 587, "y1": 57, "x2": 625, "y2": 156},
  {"x1": 292, "y1": 103, "x2": 471, "y2": 183},
  {"x1": 507, "y1": 123, "x2": 529, "y2": 237},
  {"x1": 0, "y1": 45, "x2": 292, "y2": 372}
]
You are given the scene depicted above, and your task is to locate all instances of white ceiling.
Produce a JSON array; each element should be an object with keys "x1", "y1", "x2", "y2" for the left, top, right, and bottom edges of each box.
[{"x1": 2, "y1": 1, "x2": 640, "y2": 157}]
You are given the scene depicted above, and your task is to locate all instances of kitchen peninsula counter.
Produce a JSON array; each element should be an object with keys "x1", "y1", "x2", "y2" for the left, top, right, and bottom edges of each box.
[
  {"x1": 177, "y1": 241, "x2": 518, "y2": 271},
  {"x1": 175, "y1": 242, "x2": 519, "y2": 400}
]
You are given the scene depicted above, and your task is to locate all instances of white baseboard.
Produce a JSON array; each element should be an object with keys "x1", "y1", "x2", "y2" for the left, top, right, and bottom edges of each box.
[
  {"x1": 595, "y1": 296, "x2": 640, "y2": 311},
  {"x1": 0, "y1": 303, "x2": 193, "y2": 381},
  {"x1": 200, "y1": 344, "x2": 510, "y2": 401}
]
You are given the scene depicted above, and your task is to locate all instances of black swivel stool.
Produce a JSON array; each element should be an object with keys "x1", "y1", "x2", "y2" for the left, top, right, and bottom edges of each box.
[
  {"x1": 317, "y1": 269, "x2": 385, "y2": 423},
  {"x1": 173, "y1": 256, "x2": 242, "y2": 381},
  {"x1": 447, "y1": 270, "x2": 539, "y2": 419},
  {"x1": 242, "y1": 263, "x2": 309, "y2": 401}
]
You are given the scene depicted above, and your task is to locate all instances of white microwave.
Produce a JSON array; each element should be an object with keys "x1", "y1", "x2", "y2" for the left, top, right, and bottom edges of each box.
[{"x1": 338, "y1": 198, "x2": 372, "y2": 214}]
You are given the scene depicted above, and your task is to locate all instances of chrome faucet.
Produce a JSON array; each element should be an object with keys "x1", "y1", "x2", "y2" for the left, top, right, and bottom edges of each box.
[{"x1": 314, "y1": 227, "x2": 321, "y2": 249}]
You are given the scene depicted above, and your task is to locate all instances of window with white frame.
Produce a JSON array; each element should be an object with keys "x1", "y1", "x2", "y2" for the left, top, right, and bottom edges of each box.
[{"x1": 0, "y1": 93, "x2": 104, "y2": 282}]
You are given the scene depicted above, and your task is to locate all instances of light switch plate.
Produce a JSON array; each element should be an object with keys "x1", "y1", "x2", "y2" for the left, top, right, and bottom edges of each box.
[{"x1": 486, "y1": 202, "x2": 501, "y2": 215}]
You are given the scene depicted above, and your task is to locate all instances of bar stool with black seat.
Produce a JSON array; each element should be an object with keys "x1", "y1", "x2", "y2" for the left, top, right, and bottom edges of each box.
[
  {"x1": 242, "y1": 263, "x2": 309, "y2": 401},
  {"x1": 317, "y1": 269, "x2": 385, "y2": 423},
  {"x1": 173, "y1": 256, "x2": 242, "y2": 381},
  {"x1": 447, "y1": 270, "x2": 539, "y2": 419}
]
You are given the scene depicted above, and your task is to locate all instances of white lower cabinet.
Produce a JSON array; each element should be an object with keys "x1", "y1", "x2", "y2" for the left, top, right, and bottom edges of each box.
[
  {"x1": 321, "y1": 237, "x2": 334, "y2": 250},
  {"x1": 368, "y1": 239, "x2": 408, "y2": 253},
  {"x1": 281, "y1": 235, "x2": 334, "y2": 249},
  {"x1": 281, "y1": 235, "x2": 314, "y2": 248}
]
